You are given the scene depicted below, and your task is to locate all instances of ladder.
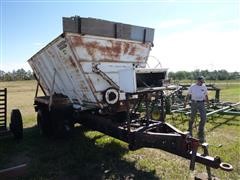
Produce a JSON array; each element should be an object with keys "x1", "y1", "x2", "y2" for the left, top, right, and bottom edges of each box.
[{"x1": 0, "y1": 88, "x2": 7, "y2": 131}]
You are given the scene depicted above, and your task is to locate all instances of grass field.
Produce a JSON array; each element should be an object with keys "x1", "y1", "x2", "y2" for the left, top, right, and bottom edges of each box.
[{"x1": 0, "y1": 80, "x2": 239, "y2": 179}]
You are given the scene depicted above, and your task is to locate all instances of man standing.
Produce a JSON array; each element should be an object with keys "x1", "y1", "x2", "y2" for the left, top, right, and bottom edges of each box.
[{"x1": 184, "y1": 76, "x2": 209, "y2": 143}]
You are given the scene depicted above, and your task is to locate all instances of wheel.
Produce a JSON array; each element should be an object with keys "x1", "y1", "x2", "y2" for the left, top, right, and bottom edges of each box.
[
  {"x1": 53, "y1": 117, "x2": 74, "y2": 138},
  {"x1": 53, "y1": 119, "x2": 74, "y2": 138},
  {"x1": 165, "y1": 97, "x2": 172, "y2": 114},
  {"x1": 103, "y1": 88, "x2": 119, "y2": 105},
  {"x1": 115, "y1": 111, "x2": 128, "y2": 123},
  {"x1": 51, "y1": 109, "x2": 74, "y2": 138},
  {"x1": 37, "y1": 109, "x2": 53, "y2": 137},
  {"x1": 151, "y1": 108, "x2": 161, "y2": 120},
  {"x1": 10, "y1": 109, "x2": 23, "y2": 140}
]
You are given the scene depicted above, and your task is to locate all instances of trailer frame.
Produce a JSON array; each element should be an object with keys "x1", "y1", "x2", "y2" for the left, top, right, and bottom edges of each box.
[{"x1": 34, "y1": 87, "x2": 233, "y2": 174}]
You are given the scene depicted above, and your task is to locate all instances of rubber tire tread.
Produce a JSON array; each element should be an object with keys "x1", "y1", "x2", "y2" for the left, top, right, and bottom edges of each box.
[
  {"x1": 10, "y1": 109, "x2": 23, "y2": 139},
  {"x1": 37, "y1": 109, "x2": 53, "y2": 137}
]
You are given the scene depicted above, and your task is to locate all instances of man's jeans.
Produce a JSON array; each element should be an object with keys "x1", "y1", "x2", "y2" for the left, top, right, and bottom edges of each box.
[{"x1": 189, "y1": 101, "x2": 207, "y2": 142}]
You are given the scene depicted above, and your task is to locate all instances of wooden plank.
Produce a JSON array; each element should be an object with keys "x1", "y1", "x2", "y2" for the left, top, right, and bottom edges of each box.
[
  {"x1": 63, "y1": 16, "x2": 154, "y2": 43},
  {"x1": 81, "y1": 18, "x2": 115, "y2": 38},
  {"x1": 62, "y1": 17, "x2": 79, "y2": 33}
]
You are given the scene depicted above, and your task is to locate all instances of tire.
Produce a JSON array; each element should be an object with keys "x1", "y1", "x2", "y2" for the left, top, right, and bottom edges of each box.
[
  {"x1": 10, "y1": 109, "x2": 23, "y2": 140},
  {"x1": 115, "y1": 111, "x2": 128, "y2": 123},
  {"x1": 151, "y1": 107, "x2": 161, "y2": 120},
  {"x1": 51, "y1": 109, "x2": 74, "y2": 138},
  {"x1": 37, "y1": 109, "x2": 53, "y2": 137}
]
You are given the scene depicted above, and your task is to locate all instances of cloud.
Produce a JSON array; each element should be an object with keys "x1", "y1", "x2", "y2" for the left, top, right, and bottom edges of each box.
[
  {"x1": 191, "y1": 19, "x2": 240, "y2": 32},
  {"x1": 223, "y1": 19, "x2": 240, "y2": 25},
  {"x1": 1, "y1": 62, "x2": 31, "y2": 72},
  {"x1": 158, "y1": 19, "x2": 192, "y2": 29},
  {"x1": 150, "y1": 28, "x2": 240, "y2": 72}
]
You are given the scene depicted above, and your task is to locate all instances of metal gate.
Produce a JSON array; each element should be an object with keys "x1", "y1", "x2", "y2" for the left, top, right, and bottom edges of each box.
[{"x1": 0, "y1": 88, "x2": 7, "y2": 131}]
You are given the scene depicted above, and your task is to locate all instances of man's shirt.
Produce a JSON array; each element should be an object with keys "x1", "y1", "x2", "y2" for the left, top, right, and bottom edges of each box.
[{"x1": 188, "y1": 84, "x2": 208, "y2": 101}]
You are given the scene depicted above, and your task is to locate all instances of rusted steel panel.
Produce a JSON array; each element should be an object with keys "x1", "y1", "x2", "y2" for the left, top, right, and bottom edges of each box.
[
  {"x1": 28, "y1": 30, "x2": 153, "y2": 110},
  {"x1": 28, "y1": 35, "x2": 98, "y2": 109},
  {"x1": 66, "y1": 33, "x2": 151, "y2": 63}
]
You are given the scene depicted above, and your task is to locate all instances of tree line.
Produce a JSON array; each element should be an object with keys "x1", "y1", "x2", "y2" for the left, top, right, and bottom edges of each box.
[
  {"x1": 168, "y1": 69, "x2": 239, "y2": 81},
  {"x1": 0, "y1": 69, "x2": 34, "y2": 81},
  {"x1": 0, "y1": 68, "x2": 239, "y2": 81}
]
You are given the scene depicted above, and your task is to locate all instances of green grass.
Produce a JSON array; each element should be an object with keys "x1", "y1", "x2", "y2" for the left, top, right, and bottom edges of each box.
[
  {"x1": 0, "y1": 80, "x2": 239, "y2": 179},
  {"x1": 215, "y1": 83, "x2": 240, "y2": 102},
  {"x1": 1, "y1": 80, "x2": 44, "y2": 127}
]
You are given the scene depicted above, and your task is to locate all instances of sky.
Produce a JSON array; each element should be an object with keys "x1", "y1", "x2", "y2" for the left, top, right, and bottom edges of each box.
[{"x1": 0, "y1": 0, "x2": 240, "y2": 72}]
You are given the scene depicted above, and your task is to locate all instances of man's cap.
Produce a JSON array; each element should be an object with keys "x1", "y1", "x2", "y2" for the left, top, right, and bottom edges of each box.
[{"x1": 197, "y1": 76, "x2": 205, "y2": 82}]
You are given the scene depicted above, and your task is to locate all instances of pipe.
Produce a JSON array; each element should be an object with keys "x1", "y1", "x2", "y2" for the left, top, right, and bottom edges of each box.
[{"x1": 207, "y1": 102, "x2": 240, "y2": 116}]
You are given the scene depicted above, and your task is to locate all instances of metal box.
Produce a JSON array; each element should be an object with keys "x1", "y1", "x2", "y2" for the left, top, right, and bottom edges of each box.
[{"x1": 28, "y1": 17, "x2": 166, "y2": 110}]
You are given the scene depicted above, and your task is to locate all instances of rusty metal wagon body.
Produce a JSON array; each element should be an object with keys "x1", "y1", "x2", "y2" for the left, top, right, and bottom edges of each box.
[{"x1": 28, "y1": 16, "x2": 233, "y2": 175}]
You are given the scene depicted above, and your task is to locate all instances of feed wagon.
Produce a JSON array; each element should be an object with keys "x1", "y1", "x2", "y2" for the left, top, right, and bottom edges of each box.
[{"x1": 28, "y1": 16, "x2": 233, "y2": 176}]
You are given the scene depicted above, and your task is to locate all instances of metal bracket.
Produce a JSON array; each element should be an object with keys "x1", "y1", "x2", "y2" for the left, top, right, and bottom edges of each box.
[
  {"x1": 49, "y1": 69, "x2": 57, "y2": 111},
  {"x1": 92, "y1": 63, "x2": 120, "y2": 90},
  {"x1": 202, "y1": 143, "x2": 212, "y2": 179}
]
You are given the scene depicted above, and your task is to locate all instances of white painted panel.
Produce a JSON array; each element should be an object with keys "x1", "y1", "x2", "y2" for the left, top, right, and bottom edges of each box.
[
  {"x1": 119, "y1": 68, "x2": 136, "y2": 93},
  {"x1": 80, "y1": 62, "x2": 133, "y2": 73},
  {"x1": 67, "y1": 33, "x2": 151, "y2": 64},
  {"x1": 28, "y1": 33, "x2": 153, "y2": 110}
]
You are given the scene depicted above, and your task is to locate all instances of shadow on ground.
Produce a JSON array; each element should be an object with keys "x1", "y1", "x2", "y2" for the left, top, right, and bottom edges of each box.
[
  {"x1": 168, "y1": 113, "x2": 239, "y2": 132},
  {"x1": 207, "y1": 115, "x2": 240, "y2": 132},
  {"x1": 0, "y1": 125, "x2": 159, "y2": 179}
]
